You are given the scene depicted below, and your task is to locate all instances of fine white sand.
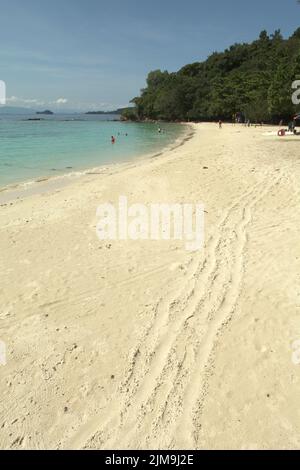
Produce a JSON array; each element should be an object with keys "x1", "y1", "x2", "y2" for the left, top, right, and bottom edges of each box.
[{"x1": 1, "y1": 123, "x2": 300, "y2": 450}]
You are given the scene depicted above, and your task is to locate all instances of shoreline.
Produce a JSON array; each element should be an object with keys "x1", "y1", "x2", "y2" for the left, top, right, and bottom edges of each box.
[
  {"x1": 1, "y1": 123, "x2": 300, "y2": 449},
  {"x1": 0, "y1": 124, "x2": 192, "y2": 204}
]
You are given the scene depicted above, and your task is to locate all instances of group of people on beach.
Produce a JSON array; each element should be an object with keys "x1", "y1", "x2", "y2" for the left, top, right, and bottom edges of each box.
[
  {"x1": 217, "y1": 116, "x2": 299, "y2": 136},
  {"x1": 218, "y1": 118, "x2": 269, "y2": 128}
]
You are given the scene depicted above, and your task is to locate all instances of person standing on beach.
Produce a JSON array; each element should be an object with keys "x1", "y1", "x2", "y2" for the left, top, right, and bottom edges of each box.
[
  {"x1": 219, "y1": 120, "x2": 222, "y2": 129},
  {"x1": 111, "y1": 136, "x2": 116, "y2": 144}
]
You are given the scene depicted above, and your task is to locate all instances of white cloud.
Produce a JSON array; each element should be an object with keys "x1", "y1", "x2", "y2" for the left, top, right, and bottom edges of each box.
[
  {"x1": 6, "y1": 96, "x2": 45, "y2": 106},
  {"x1": 5, "y1": 95, "x2": 127, "y2": 112},
  {"x1": 55, "y1": 97, "x2": 68, "y2": 105},
  {"x1": 6, "y1": 96, "x2": 70, "y2": 108}
]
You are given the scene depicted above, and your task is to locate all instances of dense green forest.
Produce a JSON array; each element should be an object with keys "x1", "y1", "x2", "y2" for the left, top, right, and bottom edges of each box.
[{"x1": 122, "y1": 29, "x2": 300, "y2": 123}]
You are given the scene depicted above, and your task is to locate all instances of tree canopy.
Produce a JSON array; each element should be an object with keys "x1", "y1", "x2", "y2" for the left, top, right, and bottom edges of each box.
[{"x1": 124, "y1": 29, "x2": 300, "y2": 123}]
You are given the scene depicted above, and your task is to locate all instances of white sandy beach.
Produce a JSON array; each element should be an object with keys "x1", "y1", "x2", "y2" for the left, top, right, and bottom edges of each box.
[{"x1": 1, "y1": 123, "x2": 300, "y2": 450}]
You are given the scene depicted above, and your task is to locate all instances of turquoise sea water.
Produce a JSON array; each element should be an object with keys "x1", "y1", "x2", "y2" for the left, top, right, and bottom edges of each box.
[{"x1": 0, "y1": 114, "x2": 185, "y2": 187}]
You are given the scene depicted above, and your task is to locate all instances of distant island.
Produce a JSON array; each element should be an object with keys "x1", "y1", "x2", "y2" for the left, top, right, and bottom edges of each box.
[
  {"x1": 36, "y1": 110, "x2": 54, "y2": 115},
  {"x1": 85, "y1": 108, "x2": 127, "y2": 115}
]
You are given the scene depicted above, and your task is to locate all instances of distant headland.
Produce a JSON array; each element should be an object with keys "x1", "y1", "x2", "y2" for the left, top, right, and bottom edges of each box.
[{"x1": 85, "y1": 108, "x2": 127, "y2": 115}]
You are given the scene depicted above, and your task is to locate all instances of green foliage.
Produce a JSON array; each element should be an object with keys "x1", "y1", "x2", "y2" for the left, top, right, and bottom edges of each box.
[
  {"x1": 120, "y1": 106, "x2": 139, "y2": 121},
  {"x1": 124, "y1": 29, "x2": 300, "y2": 123}
]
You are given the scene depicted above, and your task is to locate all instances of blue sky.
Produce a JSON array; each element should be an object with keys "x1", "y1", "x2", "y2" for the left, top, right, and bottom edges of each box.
[{"x1": 0, "y1": 0, "x2": 300, "y2": 111}]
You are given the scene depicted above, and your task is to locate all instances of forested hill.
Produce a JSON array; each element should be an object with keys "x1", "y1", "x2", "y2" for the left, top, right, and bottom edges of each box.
[{"x1": 123, "y1": 29, "x2": 300, "y2": 123}]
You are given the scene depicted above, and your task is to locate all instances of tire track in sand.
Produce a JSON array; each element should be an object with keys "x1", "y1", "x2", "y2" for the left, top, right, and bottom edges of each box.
[{"x1": 69, "y1": 175, "x2": 280, "y2": 449}]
